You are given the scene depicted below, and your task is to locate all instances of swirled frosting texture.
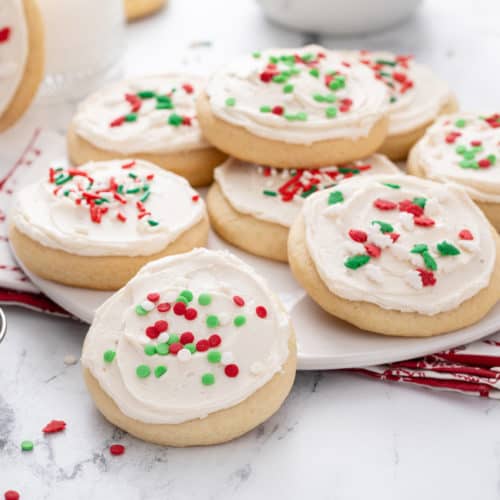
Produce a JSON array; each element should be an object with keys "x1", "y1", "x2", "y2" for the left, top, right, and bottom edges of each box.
[
  {"x1": 215, "y1": 155, "x2": 400, "y2": 227},
  {"x1": 412, "y1": 113, "x2": 500, "y2": 203},
  {"x1": 81, "y1": 249, "x2": 291, "y2": 424},
  {"x1": 303, "y1": 175, "x2": 496, "y2": 315},
  {"x1": 205, "y1": 45, "x2": 389, "y2": 144},
  {"x1": 73, "y1": 74, "x2": 210, "y2": 154},
  {"x1": 12, "y1": 159, "x2": 205, "y2": 257},
  {"x1": 0, "y1": 0, "x2": 28, "y2": 115},
  {"x1": 347, "y1": 51, "x2": 453, "y2": 135}
]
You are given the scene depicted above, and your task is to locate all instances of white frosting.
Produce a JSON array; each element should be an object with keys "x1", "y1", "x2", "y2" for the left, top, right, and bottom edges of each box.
[
  {"x1": 0, "y1": 0, "x2": 28, "y2": 115},
  {"x1": 81, "y1": 249, "x2": 292, "y2": 424},
  {"x1": 303, "y1": 175, "x2": 496, "y2": 316},
  {"x1": 12, "y1": 159, "x2": 205, "y2": 257},
  {"x1": 215, "y1": 155, "x2": 400, "y2": 227},
  {"x1": 413, "y1": 113, "x2": 500, "y2": 203},
  {"x1": 206, "y1": 45, "x2": 389, "y2": 144},
  {"x1": 73, "y1": 75, "x2": 211, "y2": 154},
  {"x1": 346, "y1": 51, "x2": 452, "y2": 135}
]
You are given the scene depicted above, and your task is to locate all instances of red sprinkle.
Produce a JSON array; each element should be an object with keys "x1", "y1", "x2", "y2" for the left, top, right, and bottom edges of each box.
[
  {"x1": 121, "y1": 160, "x2": 136, "y2": 169},
  {"x1": 459, "y1": 229, "x2": 474, "y2": 240},
  {"x1": 173, "y1": 302, "x2": 186, "y2": 315},
  {"x1": 110, "y1": 444, "x2": 125, "y2": 456},
  {"x1": 418, "y1": 268, "x2": 437, "y2": 287},
  {"x1": 145, "y1": 326, "x2": 159, "y2": 339},
  {"x1": 478, "y1": 159, "x2": 491, "y2": 168},
  {"x1": 233, "y1": 296, "x2": 245, "y2": 307},
  {"x1": 180, "y1": 332, "x2": 194, "y2": 345},
  {"x1": 4, "y1": 491, "x2": 19, "y2": 500},
  {"x1": 154, "y1": 320, "x2": 168, "y2": 333},
  {"x1": 43, "y1": 420, "x2": 66, "y2": 434},
  {"x1": 192, "y1": 195, "x2": 200, "y2": 202},
  {"x1": 110, "y1": 116, "x2": 125, "y2": 127},
  {"x1": 0, "y1": 28, "x2": 12, "y2": 43},
  {"x1": 256, "y1": 306, "x2": 267, "y2": 318},
  {"x1": 414, "y1": 216, "x2": 435, "y2": 227},
  {"x1": 374, "y1": 198, "x2": 397, "y2": 210},
  {"x1": 184, "y1": 308, "x2": 198, "y2": 321},
  {"x1": 348, "y1": 229, "x2": 368, "y2": 243},
  {"x1": 196, "y1": 339, "x2": 209, "y2": 352},
  {"x1": 208, "y1": 334, "x2": 221, "y2": 347},
  {"x1": 470, "y1": 140, "x2": 482, "y2": 147},
  {"x1": 169, "y1": 342, "x2": 183, "y2": 355},
  {"x1": 224, "y1": 364, "x2": 239, "y2": 378},
  {"x1": 182, "y1": 83, "x2": 194, "y2": 94},
  {"x1": 147, "y1": 293, "x2": 160, "y2": 302},
  {"x1": 272, "y1": 105, "x2": 284, "y2": 116},
  {"x1": 399, "y1": 199, "x2": 424, "y2": 217},
  {"x1": 389, "y1": 232, "x2": 400, "y2": 243},
  {"x1": 365, "y1": 244, "x2": 381, "y2": 258},
  {"x1": 157, "y1": 302, "x2": 171, "y2": 313}
]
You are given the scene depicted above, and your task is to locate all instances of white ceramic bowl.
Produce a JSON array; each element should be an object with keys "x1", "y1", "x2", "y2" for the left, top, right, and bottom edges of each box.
[{"x1": 257, "y1": 0, "x2": 422, "y2": 35}]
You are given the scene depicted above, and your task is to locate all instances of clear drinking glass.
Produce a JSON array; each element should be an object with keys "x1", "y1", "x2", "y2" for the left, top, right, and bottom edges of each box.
[{"x1": 37, "y1": 0, "x2": 126, "y2": 99}]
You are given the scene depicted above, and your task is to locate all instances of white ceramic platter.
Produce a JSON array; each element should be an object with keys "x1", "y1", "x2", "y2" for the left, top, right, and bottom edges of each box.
[{"x1": 11, "y1": 230, "x2": 500, "y2": 370}]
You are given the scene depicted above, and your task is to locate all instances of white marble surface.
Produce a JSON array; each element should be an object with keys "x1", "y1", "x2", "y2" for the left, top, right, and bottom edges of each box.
[{"x1": 2, "y1": 1, "x2": 500, "y2": 498}]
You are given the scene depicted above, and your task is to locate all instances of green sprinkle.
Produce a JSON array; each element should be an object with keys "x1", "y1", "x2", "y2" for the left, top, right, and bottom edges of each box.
[
  {"x1": 324, "y1": 94, "x2": 336, "y2": 103},
  {"x1": 180, "y1": 290, "x2": 193, "y2": 302},
  {"x1": 375, "y1": 59, "x2": 397, "y2": 66},
  {"x1": 137, "y1": 90, "x2": 156, "y2": 99},
  {"x1": 154, "y1": 365, "x2": 167, "y2": 378},
  {"x1": 206, "y1": 315, "x2": 219, "y2": 328},
  {"x1": 300, "y1": 186, "x2": 318, "y2": 198},
  {"x1": 168, "y1": 113, "x2": 183, "y2": 127},
  {"x1": 55, "y1": 175, "x2": 73, "y2": 186},
  {"x1": 207, "y1": 350, "x2": 222, "y2": 363},
  {"x1": 147, "y1": 220, "x2": 159, "y2": 227},
  {"x1": 260, "y1": 105, "x2": 272, "y2": 113},
  {"x1": 422, "y1": 251, "x2": 437, "y2": 271},
  {"x1": 234, "y1": 315, "x2": 246, "y2": 327},
  {"x1": 156, "y1": 343, "x2": 169, "y2": 355},
  {"x1": 383, "y1": 182, "x2": 401, "y2": 189},
  {"x1": 144, "y1": 345, "x2": 157, "y2": 356},
  {"x1": 269, "y1": 55, "x2": 279, "y2": 64},
  {"x1": 371, "y1": 220, "x2": 394, "y2": 233},
  {"x1": 455, "y1": 119, "x2": 466, "y2": 128},
  {"x1": 125, "y1": 113, "x2": 137, "y2": 122},
  {"x1": 117, "y1": 184, "x2": 124, "y2": 194},
  {"x1": 126, "y1": 187, "x2": 140, "y2": 194},
  {"x1": 389, "y1": 96, "x2": 397, "y2": 103},
  {"x1": 201, "y1": 373, "x2": 215, "y2": 386},
  {"x1": 328, "y1": 191, "x2": 344, "y2": 205},
  {"x1": 459, "y1": 159, "x2": 479, "y2": 169},
  {"x1": 344, "y1": 254, "x2": 371, "y2": 270},
  {"x1": 313, "y1": 94, "x2": 325, "y2": 102},
  {"x1": 412, "y1": 197, "x2": 427, "y2": 209},
  {"x1": 21, "y1": 440, "x2": 34, "y2": 452},
  {"x1": 176, "y1": 295, "x2": 189, "y2": 304},
  {"x1": 140, "y1": 191, "x2": 150, "y2": 203},
  {"x1": 325, "y1": 107, "x2": 337, "y2": 118},
  {"x1": 136, "y1": 365, "x2": 151, "y2": 378},
  {"x1": 488, "y1": 154, "x2": 497, "y2": 165},
  {"x1": 185, "y1": 343, "x2": 196, "y2": 354},
  {"x1": 273, "y1": 74, "x2": 287, "y2": 84},
  {"x1": 94, "y1": 198, "x2": 108, "y2": 205},
  {"x1": 156, "y1": 101, "x2": 174, "y2": 110},
  {"x1": 296, "y1": 112, "x2": 308, "y2": 121},
  {"x1": 437, "y1": 241, "x2": 461, "y2": 256},
  {"x1": 225, "y1": 97, "x2": 236, "y2": 107},
  {"x1": 198, "y1": 293, "x2": 212, "y2": 306},
  {"x1": 283, "y1": 84, "x2": 294, "y2": 93},
  {"x1": 63, "y1": 190, "x2": 71, "y2": 197},
  {"x1": 301, "y1": 52, "x2": 314, "y2": 62},
  {"x1": 309, "y1": 68, "x2": 320, "y2": 78},
  {"x1": 456, "y1": 145, "x2": 467, "y2": 155},
  {"x1": 463, "y1": 150, "x2": 476, "y2": 160},
  {"x1": 156, "y1": 95, "x2": 173, "y2": 104},
  {"x1": 135, "y1": 305, "x2": 148, "y2": 316},
  {"x1": 167, "y1": 334, "x2": 179, "y2": 345},
  {"x1": 252, "y1": 51, "x2": 261, "y2": 58},
  {"x1": 263, "y1": 190, "x2": 277, "y2": 197},
  {"x1": 411, "y1": 243, "x2": 429, "y2": 254}
]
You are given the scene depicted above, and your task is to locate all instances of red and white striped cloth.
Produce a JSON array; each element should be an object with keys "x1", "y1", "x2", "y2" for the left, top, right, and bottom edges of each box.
[{"x1": 1, "y1": 128, "x2": 500, "y2": 397}]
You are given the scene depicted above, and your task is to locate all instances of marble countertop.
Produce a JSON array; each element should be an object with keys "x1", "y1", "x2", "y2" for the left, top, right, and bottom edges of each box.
[{"x1": 2, "y1": 1, "x2": 500, "y2": 498}]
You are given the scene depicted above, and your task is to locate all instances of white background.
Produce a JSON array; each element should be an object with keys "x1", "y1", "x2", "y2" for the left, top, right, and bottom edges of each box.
[{"x1": 1, "y1": 1, "x2": 500, "y2": 499}]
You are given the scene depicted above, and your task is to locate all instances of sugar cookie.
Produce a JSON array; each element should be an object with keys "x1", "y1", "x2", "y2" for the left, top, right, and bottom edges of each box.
[
  {"x1": 10, "y1": 159, "x2": 208, "y2": 290},
  {"x1": 208, "y1": 155, "x2": 399, "y2": 261},
  {"x1": 68, "y1": 75, "x2": 227, "y2": 187},
  {"x1": 124, "y1": 0, "x2": 166, "y2": 21},
  {"x1": 288, "y1": 174, "x2": 500, "y2": 337},
  {"x1": 81, "y1": 248, "x2": 296, "y2": 446},
  {"x1": 197, "y1": 45, "x2": 389, "y2": 167}
]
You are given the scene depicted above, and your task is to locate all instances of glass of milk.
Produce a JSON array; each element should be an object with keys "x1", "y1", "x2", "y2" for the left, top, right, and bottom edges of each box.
[{"x1": 37, "y1": 0, "x2": 125, "y2": 99}]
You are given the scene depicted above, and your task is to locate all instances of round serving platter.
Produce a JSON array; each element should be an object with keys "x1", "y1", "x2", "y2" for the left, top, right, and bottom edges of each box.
[{"x1": 10, "y1": 230, "x2": 500, "y2": 370}]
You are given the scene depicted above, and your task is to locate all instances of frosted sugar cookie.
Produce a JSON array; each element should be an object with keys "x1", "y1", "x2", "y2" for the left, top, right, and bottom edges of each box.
[
  {"x1": 81, "y1": 248, "x2": 296, "y2": 446},
  {"x1": 68, "y1": 75, "x2": 227, "y2": 187},
  {"x1": 288, "y1": 175, "x2": 500, "y2": 337},
  {"x1": 0, "y1": 0, "x2": 45, "y2": 132},
  {"x1": 408, "y1": 113, "x2": 500, "y2": 231},
  {"x1": 197, "y1": 45, "x2": 389, "y2": 167},
  {"x1": 124, "y1": 0, "x2": 166, "y2": 21},
  {"x1": 208, "y1": 154, "x2": 399, "y2": 261},
  {"x1": 9, "y1": 159, "x2": 208, "y2": 290},
  {"x1": 351, "y1": 51, "x2": 457, "y2": 160}
]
